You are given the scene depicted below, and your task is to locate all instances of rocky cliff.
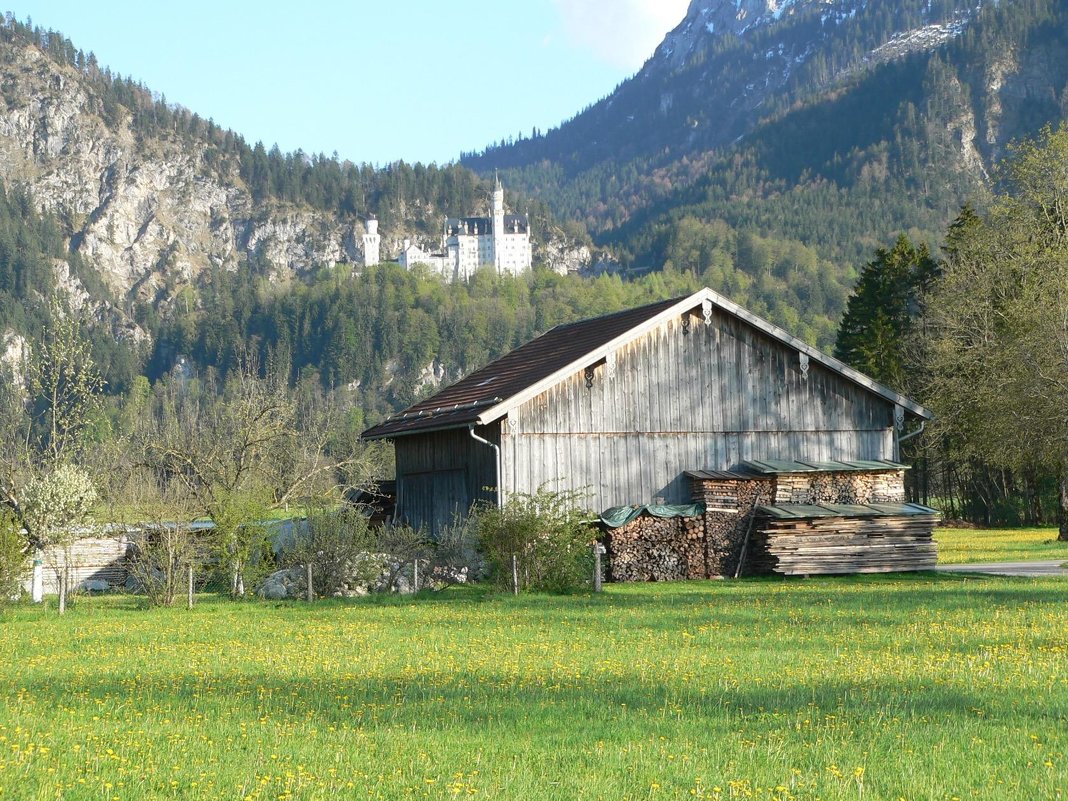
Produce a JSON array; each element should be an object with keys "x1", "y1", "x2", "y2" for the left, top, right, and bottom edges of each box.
[{"x1": 0, "y1": 38, "x2": 365, "y2": 306}]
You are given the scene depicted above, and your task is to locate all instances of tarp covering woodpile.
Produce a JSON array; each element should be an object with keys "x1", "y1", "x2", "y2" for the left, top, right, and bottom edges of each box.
[
  {"x1": 598, "y1": 503, "x2": 705, "y2": 529},
  {"x1": 749, "y1": 502, "x2": 940, "y2": 576}
]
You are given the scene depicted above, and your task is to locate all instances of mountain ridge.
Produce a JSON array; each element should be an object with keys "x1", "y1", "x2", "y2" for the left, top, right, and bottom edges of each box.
[{"x1": 462, "y1": 0, "x2": 1066, "y2": 264}]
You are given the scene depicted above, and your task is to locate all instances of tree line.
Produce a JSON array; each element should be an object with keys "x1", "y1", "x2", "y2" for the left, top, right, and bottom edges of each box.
[{"x1": 835, "y1": 124, "x2": 1068, "y2": 536}]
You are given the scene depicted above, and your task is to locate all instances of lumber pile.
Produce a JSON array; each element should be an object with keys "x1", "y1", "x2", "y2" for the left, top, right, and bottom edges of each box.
[
  {"x1": 603, "y1": 466, "x2": 930, "y2": 582},
  {"x1": 748, "y1": 505, "x2": 939, "y2": 576},
  {"x1": 604, "y1": 477, "x2": 777, "y2": 582},
  {"x1": 37, "y1": 536, "x2": 134, "y2": 593}
]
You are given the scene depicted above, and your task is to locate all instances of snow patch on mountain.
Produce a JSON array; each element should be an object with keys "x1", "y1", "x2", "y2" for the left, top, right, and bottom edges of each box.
[
  {"x1": 655, "y1": 0, "x2": 977, "y2": 73},
  {"x1": 866, "y1": 17, "x2": 972, "y2": 64},
  {"x1": 658, "y1": 0, "x2": 837, "y2": 69}
]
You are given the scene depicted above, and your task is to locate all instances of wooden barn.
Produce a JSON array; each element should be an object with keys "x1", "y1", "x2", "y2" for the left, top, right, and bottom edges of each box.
[{"x1": 362, "y1": 288, "x2": 933, "y2": 545}]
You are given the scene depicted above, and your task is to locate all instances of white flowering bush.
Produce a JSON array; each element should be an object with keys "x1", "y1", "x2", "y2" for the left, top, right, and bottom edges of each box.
[{"x1": 22, "y1": 463, "x2": 97, "y2": 548}]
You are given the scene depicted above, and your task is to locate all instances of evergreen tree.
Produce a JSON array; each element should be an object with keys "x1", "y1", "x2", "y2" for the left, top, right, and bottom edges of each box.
[{"x1": 834, "y1": 234, "x2": 938, "y2": 391}]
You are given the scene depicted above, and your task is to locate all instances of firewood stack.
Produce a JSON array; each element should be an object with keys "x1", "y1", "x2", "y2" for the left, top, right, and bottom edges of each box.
[
  {"x1": 604, "y1": 515, "x2": 705, "y2": 581},
  {"x1": 748, "y1": 505, "x2": 939, "y2": 575},
  {"x1": 601, "y1": 466, "x2": 932, "y2": 582},
  {"x1": 693, "y1": 476, "x2": 775, "y2": 576},
  {"x1": 772, "y1": 470, "x2": 906, "y2": 505}
]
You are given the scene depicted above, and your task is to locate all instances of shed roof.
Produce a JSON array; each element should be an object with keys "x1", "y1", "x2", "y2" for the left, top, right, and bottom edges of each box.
[
  {"x1": 741, "y1": 459, "x2": 908, "y2": 475},
  {"x1": 687, "y1": 460, "x2": 907, "y2": 480},
  {"x1": 361, "y1": 288, "x2": 933, "y2": 440},
  {"x1": 686, "y1": 469, "x2": 762, "y2": 482}
]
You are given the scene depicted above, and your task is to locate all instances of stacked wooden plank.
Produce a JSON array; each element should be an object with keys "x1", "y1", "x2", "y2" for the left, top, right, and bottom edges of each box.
[{"x1": 748, "y1": 504, "x2": 939, "y2": 576}]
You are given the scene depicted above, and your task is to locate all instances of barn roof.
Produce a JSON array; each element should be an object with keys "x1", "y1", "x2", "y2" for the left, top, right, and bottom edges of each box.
[{"x1": 361, "y1": 288, "x2": 932, "y2": 440}]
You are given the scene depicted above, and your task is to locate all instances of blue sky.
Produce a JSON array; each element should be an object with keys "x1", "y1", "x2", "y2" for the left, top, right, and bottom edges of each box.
[{"x1": 12, "y1": 0, "x2": 689, "y2": 166}]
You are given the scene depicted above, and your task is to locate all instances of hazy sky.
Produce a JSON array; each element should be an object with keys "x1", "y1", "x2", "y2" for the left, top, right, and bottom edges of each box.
[{"x1": 13, "y1": 0, "x2": 690, "y2": 165}]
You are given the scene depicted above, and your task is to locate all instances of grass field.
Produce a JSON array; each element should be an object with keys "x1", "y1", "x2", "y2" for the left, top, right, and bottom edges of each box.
[
  {"x1": 2, "y1": 575, "x2": 1066, "y2": 800},
  {"x1": 935, "y1": 526, "x2": 1068, "y2": 565}
]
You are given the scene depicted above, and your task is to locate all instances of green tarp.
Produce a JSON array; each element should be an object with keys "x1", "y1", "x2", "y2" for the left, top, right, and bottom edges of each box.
[{"x1": 599, "y1": 503, "x2": 706, "y2": 529}]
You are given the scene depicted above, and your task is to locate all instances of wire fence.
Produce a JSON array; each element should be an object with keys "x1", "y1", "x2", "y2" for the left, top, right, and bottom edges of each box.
[
  {"x1": 21, "y1": 519, "x2": 484, "y2": 612},
  {"x1": 19, "y1": 515, "x2": 609, "y2": 612}
]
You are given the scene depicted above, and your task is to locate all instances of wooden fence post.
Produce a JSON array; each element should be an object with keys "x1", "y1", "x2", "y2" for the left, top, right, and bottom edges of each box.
[
  {"x1": 187, "y1": 565, "x2": 194, "y2": 610},
  {"x1": 593, "y1": 543, "x2": 605, "y2": 593},
  {"x1": 306, "y1": 562, "x2": 314, "y2": 602},
  {"x1": 511, "y1": 554, "x2": 519, "y2": 596},
  {"x1": 58, "y1": 570, "x2": 66, "y2": 616}
]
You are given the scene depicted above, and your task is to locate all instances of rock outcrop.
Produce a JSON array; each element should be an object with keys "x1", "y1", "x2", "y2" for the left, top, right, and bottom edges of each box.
[{"x1": 0, "y1": 37, "x2": 361, "y2": 303}]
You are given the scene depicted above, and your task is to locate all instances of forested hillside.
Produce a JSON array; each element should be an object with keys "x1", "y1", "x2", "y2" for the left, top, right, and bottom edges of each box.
[
  {"x1": 0, "y1": 15, "x2": 604, "y2": 418},
  {"x1": 0, "y1": 181, "x2": 139, "y2": 391},
  {"x1": 0, "y1": 15, "x2": 587, "y2": 308}
]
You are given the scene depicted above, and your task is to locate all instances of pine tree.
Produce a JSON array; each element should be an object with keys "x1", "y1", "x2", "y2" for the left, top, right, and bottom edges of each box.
[{"x1": 834, "y1": 234, "x2": 938, "y2": 391}]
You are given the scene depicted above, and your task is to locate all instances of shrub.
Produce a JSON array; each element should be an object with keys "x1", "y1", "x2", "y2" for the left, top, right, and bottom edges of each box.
[
  {"x1": 0, "y1": 511, "x2": 28, "y2": 602},
  {"x1": 282, "y1": 507, "x2": 379, "y2": 598},
  {"x1": 474, "y1": 489, "x2": 594, "y2": 593},
  {"x1": 126, "y1": 523, "x2": 205, "y2": 607},
  {"x1": 428, "y1": 515, "x2": 485, "y2": 588}
]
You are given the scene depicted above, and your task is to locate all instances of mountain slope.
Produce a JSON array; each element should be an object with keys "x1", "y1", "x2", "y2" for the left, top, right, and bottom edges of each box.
[
  {"x1": 464, "y1": 0, "x2": 1068, "y2": 265},
  {"x1": 0, "y1": 19, "x2": 585, "y2": 317}
]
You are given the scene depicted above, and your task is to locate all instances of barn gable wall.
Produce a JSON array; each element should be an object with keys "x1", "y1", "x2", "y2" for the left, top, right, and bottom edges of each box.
[
  {"x1": 503, "y1": 308, "x2": 895, "y2": 512},
  {"x1": 394, "y1": 425, "x2": 499, "y2": 534}
]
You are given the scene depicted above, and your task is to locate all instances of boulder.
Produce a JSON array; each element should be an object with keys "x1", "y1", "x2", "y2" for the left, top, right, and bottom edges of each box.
[{"x1": 257, "y1": 567, "x2": 303, "y2": 600}]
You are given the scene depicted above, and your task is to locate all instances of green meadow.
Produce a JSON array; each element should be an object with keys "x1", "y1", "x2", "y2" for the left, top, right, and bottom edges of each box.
[
  {"x1": 935, "y1": 526, "x2": 1068, "y2": 566},
  {"x1": 1, "y1": 573, "x2": 1066, "y2": 800}
]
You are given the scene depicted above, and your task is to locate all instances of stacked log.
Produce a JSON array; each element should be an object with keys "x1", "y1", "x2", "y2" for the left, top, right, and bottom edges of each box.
[
  {"x1": 749, "y1": 507, "x2": 939, "y2": 576},
  {"x1": 772, "y1": 470, "x2": 905, "y2": 505},
  {"x1": 604, "y1": 515, "x2": 704, "y2": 581},
  {"x1": 692, "y1": 477, "x2": 774, "y2": 576}
]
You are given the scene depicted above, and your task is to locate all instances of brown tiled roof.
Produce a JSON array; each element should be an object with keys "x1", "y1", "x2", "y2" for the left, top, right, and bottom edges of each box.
[{"x1": 361, "y1": 295, "x2": 684, "y2": 439}]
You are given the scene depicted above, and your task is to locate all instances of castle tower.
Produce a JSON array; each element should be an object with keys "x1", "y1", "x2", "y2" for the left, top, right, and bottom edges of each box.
[
  {"x1": 362, "y1": 216, "x2": 381, "y2": 267},
  {"x1": 491, "y1": 173, "x2": 505, "y2": 273}
]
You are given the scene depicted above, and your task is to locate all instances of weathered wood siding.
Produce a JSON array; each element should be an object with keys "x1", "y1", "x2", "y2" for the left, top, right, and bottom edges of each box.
[
  {"x1": 394, "y1": 425, "x2": 499, "y2": 534},
  {"x1": 501, "y1": 309, "x2": 895, "y2": 512},
  {"x1": 24, "y1": 536, "x2": 133, "y2": 595}
]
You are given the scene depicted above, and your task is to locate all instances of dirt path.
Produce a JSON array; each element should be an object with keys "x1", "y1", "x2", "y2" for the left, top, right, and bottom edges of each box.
[{"x1": 938, "y1": 560, "x2": 1068, "y2": 577}]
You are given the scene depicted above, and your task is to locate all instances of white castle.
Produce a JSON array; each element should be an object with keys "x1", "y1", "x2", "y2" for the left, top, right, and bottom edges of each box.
[{"x1": 360, "y1": 177, "x2": 531, "y2": 281}]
